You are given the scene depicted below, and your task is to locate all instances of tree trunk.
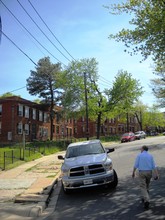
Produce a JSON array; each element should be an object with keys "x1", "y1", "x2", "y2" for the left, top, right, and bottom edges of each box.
[
  {"x1": 135, "y1": 112, "x2": 143, "y2": 130},
  {"x1": 126, "y1": 112, "x2": 129, "y2": 132},
  {"x1": 96, "y1": 112, "x2": 101, "y2": 139}
]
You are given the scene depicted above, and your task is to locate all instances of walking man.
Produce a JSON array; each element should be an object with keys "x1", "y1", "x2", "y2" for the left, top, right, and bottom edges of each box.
[{"x1": 132, "y1": 145, "x2": 159, "y2": 209}]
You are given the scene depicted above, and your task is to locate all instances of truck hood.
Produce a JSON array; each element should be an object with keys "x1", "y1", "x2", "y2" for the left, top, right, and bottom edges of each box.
[{"x1": 63, "y1": 153, "x2": 111, "y2": 168}]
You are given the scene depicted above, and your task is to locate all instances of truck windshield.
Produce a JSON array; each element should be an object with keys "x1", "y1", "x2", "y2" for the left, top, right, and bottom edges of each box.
[{"x1": 66, "y1": 143, "x2": 105, "y2": 158}]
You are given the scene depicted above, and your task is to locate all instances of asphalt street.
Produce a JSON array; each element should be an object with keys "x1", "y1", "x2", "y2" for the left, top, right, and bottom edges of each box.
[{"x1": 43, "y1": 137, "x2": 165, "y2": 220}]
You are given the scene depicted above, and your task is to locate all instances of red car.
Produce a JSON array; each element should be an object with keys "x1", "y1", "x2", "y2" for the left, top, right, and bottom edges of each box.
[{"x1": 121, "y1": 132, "x2": 136, "y2": 143}]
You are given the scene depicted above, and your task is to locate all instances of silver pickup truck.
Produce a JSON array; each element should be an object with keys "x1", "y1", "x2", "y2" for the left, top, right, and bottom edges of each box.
[{"x1": 58, "y1": 139, "x2": 118, "y2": 193}]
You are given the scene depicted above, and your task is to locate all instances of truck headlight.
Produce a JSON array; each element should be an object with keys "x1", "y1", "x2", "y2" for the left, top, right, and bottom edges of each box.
[
  {"x1": 61, "y1": 167, "x2": 69, "y2": 177},
  {"x1": 104, "y1": 162, "x2": 113, "y2": 171}
]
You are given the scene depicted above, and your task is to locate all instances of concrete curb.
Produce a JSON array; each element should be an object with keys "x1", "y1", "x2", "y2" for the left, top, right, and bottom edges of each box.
[
  {"x1": 15, "y1": 172, "x2": 61, "y2": 217},
  {"x1": 0, "y1": 153, "x2": 64, "y2": 219},
  {"x1": 37, "y1": 179, "x2": 62, "y2": 219},
  {"x1": 0, "y1": 173, "x2": 61, "y2": 219}
]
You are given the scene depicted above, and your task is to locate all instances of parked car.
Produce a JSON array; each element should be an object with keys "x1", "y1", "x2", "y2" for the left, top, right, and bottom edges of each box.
[
  {"x1": 134, "y1": 131, "x2": 146, "y2": 140},
  {"x1": 58, "y1": 139, "x2": 118, "y2": 193},
  {"x1": 149, "y1": 131, "x2": 159, "y2": 136},
  {"x1": 121, "y1": 132, "x2": 136, "y2": 143}
]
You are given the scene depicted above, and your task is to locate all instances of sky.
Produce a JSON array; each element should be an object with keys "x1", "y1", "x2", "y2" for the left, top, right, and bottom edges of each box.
[{"x1": 0, "y1": 0, "x2": 159, "y2": 108}]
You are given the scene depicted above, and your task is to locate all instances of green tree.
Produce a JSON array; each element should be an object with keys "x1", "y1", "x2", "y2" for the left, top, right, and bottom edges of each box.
[
  {"x1": 133, "y1": 101, "x2": 148, "y2": 131},
  {"x1": 106, "y1": 0, "x2": 165, "y2": 108},
  {"x1": 143, "y1": 105, "x2": 165, "y2": 132},
  {"x1": 105, "y1": 70, "x2": 144, "y2": 131},
  {"x1": 61, "y1": 58, "x2": 110, "y2": 139},
  {"x1": 107, "y1": 0, "x2": 165, "y2": 62},
  {"x1": 0, "y1": 92, "x2": 20, "y2": 98},
  {"x1": 151, "y1": 62, "x2": 165, "y2": 107},
  {"x1": 26, "y1": 57, "x2": 62, "y2": 140}
]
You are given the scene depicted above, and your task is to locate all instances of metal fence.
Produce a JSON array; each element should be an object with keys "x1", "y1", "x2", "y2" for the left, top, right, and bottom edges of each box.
[
  {"x1": 0, "y1": 139, "x2": 74, "y2": 170},
  {"x1": 0, "y1": 147, "x2": 39, "y2": 170}
]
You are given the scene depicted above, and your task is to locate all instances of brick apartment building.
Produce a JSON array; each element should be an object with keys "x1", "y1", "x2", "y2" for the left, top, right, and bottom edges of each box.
[
  {"x1": 0, "y1": 96, "x2": 140, "y2": 144},
  {"x1": 74, "y1": 112, "x2": 139, "y2": 138},
  {"x1": 73, "y1": 115, "x2": 140, "y2": 138},
  {"x1": 0, "y1": 96, "x2": 74, "y2": 143}
]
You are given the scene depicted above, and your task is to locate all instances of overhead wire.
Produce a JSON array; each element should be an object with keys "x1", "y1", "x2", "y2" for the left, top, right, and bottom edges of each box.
[
  {"x1": 27, "y1": 0, "x2": 76, "y2": 61},
  {"x1": 99, "y1": 75, "x2": 113, "y2": 85},
  {"x1": 16, "y1": 0, "x2": 72, "y2": 63},
  {"x1": 10, "y1": 86, "x2": 27, "y2": 93},
  {"x1": 1, "y1": 30, "x2": 37, "y2": 66},
  {"x1": 0, "y1": 0, "x2": 66, "y2": 66},
  {"x1": 0, "y1": 0, "x2": 114, "y2": 96}
]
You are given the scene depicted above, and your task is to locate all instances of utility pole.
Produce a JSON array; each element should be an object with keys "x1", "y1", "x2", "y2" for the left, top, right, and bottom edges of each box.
[{"x1": 84, "y1": 72, "x2": 89, "y2": 140}]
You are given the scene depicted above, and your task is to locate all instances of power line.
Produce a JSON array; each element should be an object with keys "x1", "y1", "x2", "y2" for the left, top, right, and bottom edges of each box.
[
  {"x1": 9, "y1": 86, "x2": 27, "y2": 93},
  {"x1": 16, "y1": 0, "x2": 72, "y2": 63},
  {"x1": 0, "y1": 0, "x2": 65, "y2": 66},
  {"x1": 27, "y1": 0, "x2": 76, "y2": 61},
  {"x1": 98, "y1": 81, "x2": 112, "y2": 89},
  {"x1": 1, "y1": 30, "x2": 37, "y2": 66},
  {"x1": 0, "y1": 1, "x2": 114, "y2": 96},
  {"x1": 99, "y1": 75, "x2": 113, "y2": 85}
]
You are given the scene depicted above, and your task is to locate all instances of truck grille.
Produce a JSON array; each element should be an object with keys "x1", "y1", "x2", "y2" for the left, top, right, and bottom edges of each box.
[{"x1": 69, "y1": 164, "x2": 105, "y2": 177}]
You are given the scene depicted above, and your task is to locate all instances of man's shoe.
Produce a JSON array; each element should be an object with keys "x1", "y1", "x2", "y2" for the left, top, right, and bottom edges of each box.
[{"x1": 144, "y1": 201, "x2": 150, "y2": 209}]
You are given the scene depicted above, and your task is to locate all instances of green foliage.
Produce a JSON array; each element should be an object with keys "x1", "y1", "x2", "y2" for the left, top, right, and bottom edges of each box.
[
  {"x1": 100, "y1": 135, "x2": 120, "y2": 142},
  {"x1": 61, "y1": 58, "x2": 100, "y2": 114},
  {"x1": 151, "y1": 62, "x2": 165, "y2": 107},
  {"x1": 105, "y1": 70, "x2": 143, "y2": 113},
  {"x1": 26, "y1": 57, "x2": 62, "y2": 101},
  {"x1": 0, "y1": 141, "x2": 68, "y2": 170},
  {"x1": 0, "y1": 92, "x2": 20, "y2": 98},
  {"x1": 106, "y1": 0, "x2": 165, "y2": 109},
  {"x1": 107, "y1": 0, "x2": 165, "y2": 63},
  {"x1": 143, "y1": 105, "x2": 165, "y2": 129},
  {"x1": 132, "y1": 101, "x2": 148, "y2": 130},
  {"x1": 26, "y1": 56, "x2": 64, "y2": 140}
]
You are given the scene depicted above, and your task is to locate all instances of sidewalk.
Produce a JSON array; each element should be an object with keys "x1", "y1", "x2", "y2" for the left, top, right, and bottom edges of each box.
[{"x1": 0, "y1": 152, "x2": 64, "y2": 220}]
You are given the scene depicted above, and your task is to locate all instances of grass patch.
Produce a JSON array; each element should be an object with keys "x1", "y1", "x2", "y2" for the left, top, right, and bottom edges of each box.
[{"x1": 47, "y1": 175, "x2": 56, "y2": 178}]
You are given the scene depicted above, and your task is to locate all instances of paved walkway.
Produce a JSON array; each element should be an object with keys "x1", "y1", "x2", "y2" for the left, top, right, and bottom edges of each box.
[{"x1": 0, "y1": 152, "x2": 64, "y2": 220}]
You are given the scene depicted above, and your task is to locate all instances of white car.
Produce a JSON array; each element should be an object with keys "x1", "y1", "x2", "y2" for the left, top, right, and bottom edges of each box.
[
  {"x1": 134, "y1": 131, "x2": 146, "y2": 140},
  {"x1": 58, "y1": 139, "x2": 118, "y2": 193}
]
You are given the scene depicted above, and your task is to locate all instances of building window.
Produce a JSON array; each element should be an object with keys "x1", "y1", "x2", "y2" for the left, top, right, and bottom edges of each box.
[
  {"x1": 17, "y1": 122, "x2": 23, "y2": 134},
  {"x1": 24, "y1": 124, "x2": 29, "y2": 135},
  {"x1": 32, "y1": 108, "x2": 36, "y2": 120},
  {"x1": 39, "y1": 127, "x2": 48, "y2": 137},
  {"x1": 56, "y1": 125, "x2": 59, "y2": 134},
  {"x1": 43, "y1": 128, "x2": 48, "y2": 137},
  {"x1": 39, "y1": 111, "x2": 43, "y2": 121},
  {"x1": 110, "y1": 127, "x2": 113, "y2": 134},
  {"x1": 74, "y1": 127, "x2": 77, "y2": 134},
  {"x1": 0, "y1": 104, "x2": 2, "y2": 116},
  {"x1": 18, "y1": 104, "x2": 23, "y2": 116},
  {"x1": 25, "y1": 106, "x2": 29, "y2": 118},
  {"x1": 39, "y1": 127, "x2": 42, "y2": 137},
  {"x1": 44, "y1": 112, "x2": 48, "y2": 122},
  {"x1": 95, "y1": 124, "x2": 97, "y2": 132}
]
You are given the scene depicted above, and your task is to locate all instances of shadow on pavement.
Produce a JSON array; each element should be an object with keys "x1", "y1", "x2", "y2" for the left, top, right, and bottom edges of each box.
[{"x1": 47, "y1": 167, "x2": 165, "y2": 220}]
